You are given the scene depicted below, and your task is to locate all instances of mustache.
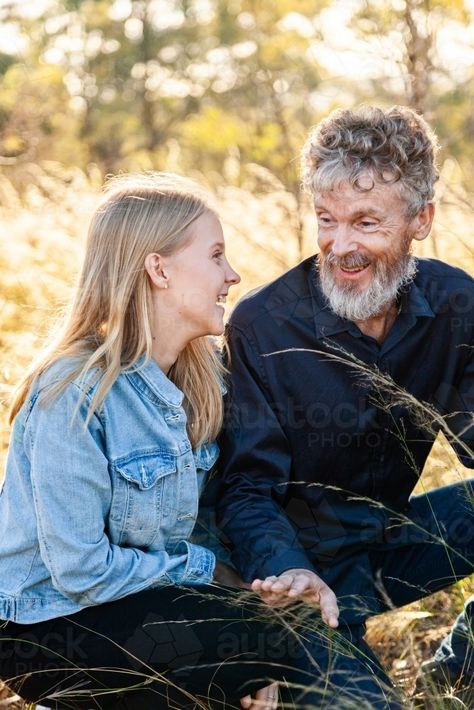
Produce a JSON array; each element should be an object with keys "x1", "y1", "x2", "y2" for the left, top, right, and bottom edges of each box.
[{"x1": 323, "y1": 251, "x2": 372, "y2": 270}]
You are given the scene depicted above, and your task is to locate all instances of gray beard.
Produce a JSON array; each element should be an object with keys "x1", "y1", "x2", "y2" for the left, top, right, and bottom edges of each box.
[{"x1": 319, "y1": 253, "x2": 417, "y2": 322}]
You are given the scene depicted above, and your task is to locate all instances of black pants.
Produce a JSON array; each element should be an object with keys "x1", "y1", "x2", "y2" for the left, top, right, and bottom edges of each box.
[
  {"x1": 370, "y1": 481, "x2": 474, "y2": 607},
  {"x1": 0, "y1": 583, "x2": 402, "y2": 710},
  {"x1": 1, "y1": 480, "x2": 472, "y2": 709}
]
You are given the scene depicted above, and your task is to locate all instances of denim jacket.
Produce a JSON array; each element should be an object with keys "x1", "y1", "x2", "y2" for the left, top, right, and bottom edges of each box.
[{"x1": 0, "y1": 356, "x2": 219, "y2": 623}]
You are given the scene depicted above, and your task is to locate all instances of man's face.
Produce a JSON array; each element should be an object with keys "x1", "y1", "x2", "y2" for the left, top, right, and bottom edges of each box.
[{"x1": 314, "y1": 177, "x2": 428, "y2": 322}]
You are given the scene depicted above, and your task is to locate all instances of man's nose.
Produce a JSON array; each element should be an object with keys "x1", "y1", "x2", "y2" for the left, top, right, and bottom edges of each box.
[{"x1": 329, "y1": 225, "x2": 357, "y2": 257}]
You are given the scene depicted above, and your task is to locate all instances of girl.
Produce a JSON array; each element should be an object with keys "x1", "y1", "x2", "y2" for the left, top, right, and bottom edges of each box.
[{"x1": 0, "y1": 173, "x2": 311, "y2": 709}]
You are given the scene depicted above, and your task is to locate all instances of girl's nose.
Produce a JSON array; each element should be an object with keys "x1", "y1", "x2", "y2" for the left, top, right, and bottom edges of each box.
[{"x1": 226, "y1": 261, "x2": 241, "y2": 285}]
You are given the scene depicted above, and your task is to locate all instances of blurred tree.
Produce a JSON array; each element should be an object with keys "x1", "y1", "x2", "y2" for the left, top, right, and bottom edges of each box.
[
  {"x1": 0, "y1": 1, "x2": 328, "y2": 171},
  {"x1": 0, "y1": 1, "x2": 85, "y2": 173},
  {"x1": 0, "y1": 0, "x2": 331, "y2": 258},
  {"x1": 349, "y1": 0, "x2": 474, "y2": 166},
  {"x1": 341, "y1": 0, "x2": 474, "y2": 256},
  {"x1": 1, "y1": 0, "x2": 473, "y2": 202}
]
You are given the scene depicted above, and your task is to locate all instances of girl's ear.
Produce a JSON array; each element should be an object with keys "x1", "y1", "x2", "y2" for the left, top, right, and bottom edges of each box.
[
  {"x1": 144, "y1": 253, "x2": 169, "y2": 289},
  {"x1": 412, "y1": 202, "x2": 435, "y2": 242}
]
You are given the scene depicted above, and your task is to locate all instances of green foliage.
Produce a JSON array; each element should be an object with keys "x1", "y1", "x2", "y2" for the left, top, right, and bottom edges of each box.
[
  {"x1": 0, "y1": 51, "x2": 15, "y2": 76},
  {"x1": 0, "y1": 0, "x2": 473, "y2": 190},
  {"x1": 0, "y1": 0, "x2": 326, "y2": 192},
  {"x1": 182, "y1": 106, "x2": 249, "y2": 153}
]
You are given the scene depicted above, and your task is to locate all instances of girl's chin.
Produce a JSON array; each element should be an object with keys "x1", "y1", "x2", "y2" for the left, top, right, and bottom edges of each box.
[
  {"x1": 212, "y1": 324, "x2": 225, "y2": 336},
  {"x1": 207, "y1": 317, "x2": 225, "y2": 337}
]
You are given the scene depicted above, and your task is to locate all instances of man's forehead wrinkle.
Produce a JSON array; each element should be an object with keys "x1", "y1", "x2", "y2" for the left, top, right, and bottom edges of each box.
[
  {"x1": 314, "y1": 181, "x2": 405, "y2": 213},
  {"x1": 314, "y1": 195, "x2": 388, "y2": 217}
]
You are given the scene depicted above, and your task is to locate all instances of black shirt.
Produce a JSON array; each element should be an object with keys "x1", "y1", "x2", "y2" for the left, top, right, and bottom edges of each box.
[{"x1": 218, "y1": 256, "x2": 474, "y2": 621}]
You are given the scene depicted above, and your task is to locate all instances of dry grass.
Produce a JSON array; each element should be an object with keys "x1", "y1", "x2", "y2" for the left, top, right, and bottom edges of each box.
[{"x1": 0, "y1": 163, "x2": 473, "y2": 708}]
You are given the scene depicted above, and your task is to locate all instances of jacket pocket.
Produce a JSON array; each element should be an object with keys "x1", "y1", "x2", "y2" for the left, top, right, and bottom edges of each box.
[
  {"x1": 110, "y1": 451, "x2": 178, "y2": 548},
  {"x1": 116, "y1": 452, "x2": 177, "y2": 489}
]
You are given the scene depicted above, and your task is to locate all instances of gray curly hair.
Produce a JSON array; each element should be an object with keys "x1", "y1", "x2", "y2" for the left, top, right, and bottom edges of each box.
[{"x1": 301, "y1": 105, "x2": 440, "y2": 217}]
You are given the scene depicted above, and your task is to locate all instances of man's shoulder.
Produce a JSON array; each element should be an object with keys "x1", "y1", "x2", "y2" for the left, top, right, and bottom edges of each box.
[
  {"x1": 417, "y1": 257, "x2": 474, "y2": 284},
  {"x1": 229, "y1": 255, "x2": 316, "y2": 330},
  {"x1": 416, "y1": 258, "x2": 474, "y2": 302}
]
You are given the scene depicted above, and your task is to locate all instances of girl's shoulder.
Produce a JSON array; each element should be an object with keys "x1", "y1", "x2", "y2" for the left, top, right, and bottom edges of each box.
[
  {"x1": 24, "y1": 359, "x2": 104, "y2": 423},
  {"x1": 35, "y1": 357, "x2": 101, "y2": 398}
]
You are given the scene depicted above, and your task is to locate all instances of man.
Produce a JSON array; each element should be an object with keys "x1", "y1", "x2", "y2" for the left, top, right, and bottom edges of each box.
[{"x1": 218, "y1": 105, "x2": 474, "y2": 707}]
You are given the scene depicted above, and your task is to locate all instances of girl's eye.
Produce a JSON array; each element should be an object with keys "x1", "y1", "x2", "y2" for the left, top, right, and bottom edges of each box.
[{"x1": 213, "y1": 252, "x2": 223, "y2": 260}]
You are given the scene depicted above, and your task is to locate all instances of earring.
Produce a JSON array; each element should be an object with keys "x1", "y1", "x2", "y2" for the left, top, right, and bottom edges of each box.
[{"x1": 164, "y1": 283, "x2": 169, "y2": 289}]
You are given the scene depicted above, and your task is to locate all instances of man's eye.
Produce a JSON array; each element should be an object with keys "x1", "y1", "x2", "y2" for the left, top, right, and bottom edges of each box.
[{"x1": 359, "y1": 220, "x2": 377, "y2": 228}]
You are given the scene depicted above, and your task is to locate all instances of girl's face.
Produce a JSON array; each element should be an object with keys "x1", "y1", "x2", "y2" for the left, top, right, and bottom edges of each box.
[{"x1": 158, "y1": 211, "x2": 241, "y2": 340}]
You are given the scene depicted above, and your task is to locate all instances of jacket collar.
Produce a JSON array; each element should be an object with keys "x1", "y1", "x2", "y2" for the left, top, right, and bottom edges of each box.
[{"x1": 126, "y1": 355, "x2": 184, "y2": 407}]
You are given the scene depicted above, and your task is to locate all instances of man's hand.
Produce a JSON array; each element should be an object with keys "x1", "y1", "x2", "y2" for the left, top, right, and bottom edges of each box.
[
  {"x1": 213, "y1": 560, "x2": 251, "y2": 589},
  {"x1": 251, "y1": 568, "x2": 339, "y2": 627},
  {"x1": 240, "y1": 682, "x2": 278, "y2": 710}
]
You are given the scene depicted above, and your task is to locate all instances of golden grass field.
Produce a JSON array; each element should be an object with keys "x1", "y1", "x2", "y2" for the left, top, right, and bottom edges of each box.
[{"x1": 0, "y1": 163, "x2": 473, "y2": 708}]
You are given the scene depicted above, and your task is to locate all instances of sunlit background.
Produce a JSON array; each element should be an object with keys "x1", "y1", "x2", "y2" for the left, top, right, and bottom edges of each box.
[{"x1": 0, "y1": 2, "x2": 473, "y2": 704}]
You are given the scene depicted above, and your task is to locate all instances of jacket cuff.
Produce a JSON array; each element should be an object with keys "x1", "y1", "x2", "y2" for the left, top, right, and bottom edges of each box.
[
  {"x1": 168, "y1": 541, "x2": 216, "y2": 585},
  {"x1": 245, "y1": 550, "x2": 315, "y2": 581}
]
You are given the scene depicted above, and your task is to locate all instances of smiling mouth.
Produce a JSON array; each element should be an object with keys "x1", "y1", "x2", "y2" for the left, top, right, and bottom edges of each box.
[
  {"x1": 216, "y1": 295, "x2": 227, "y2": 305},
  {"x1": 325, "y1": 251, "x2": 372, "y2": 275},
  {"x1": 339, "y1": 264, "x2": 369, "y2": 273}
]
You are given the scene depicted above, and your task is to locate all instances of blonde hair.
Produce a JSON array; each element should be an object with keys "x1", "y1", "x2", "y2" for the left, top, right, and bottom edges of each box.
[
  {"x1": 10, "y1": 172, "x2": 226, "y2": 447},
  {"x1": 302, "y1": 105, "x2": 439, "y2": 217}
]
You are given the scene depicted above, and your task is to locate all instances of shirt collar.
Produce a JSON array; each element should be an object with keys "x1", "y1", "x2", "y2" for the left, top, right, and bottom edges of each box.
[
  {"x1": 310, "y1": 260, "x2": 435, "y2": 340},
  {"x1": 398, "y1": 278, "x2": 435, "y2": 319}
]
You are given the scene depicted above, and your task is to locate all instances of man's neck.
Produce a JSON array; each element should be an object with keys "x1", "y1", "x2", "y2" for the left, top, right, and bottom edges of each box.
[{"x1": 354, "y1": 300, "x2": 399, "y2": 344}]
